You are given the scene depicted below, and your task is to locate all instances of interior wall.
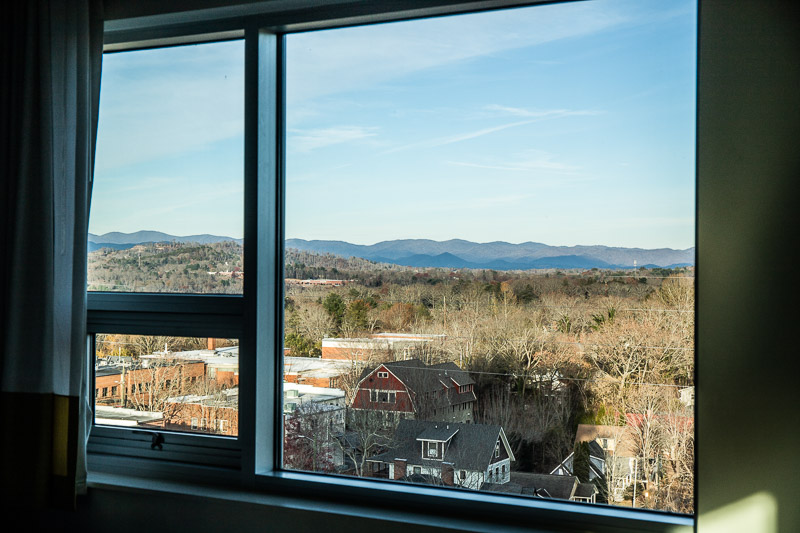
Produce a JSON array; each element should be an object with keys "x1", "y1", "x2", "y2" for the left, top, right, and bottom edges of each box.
[{"x1": 696, "y1": 1, "x2": 800, "y2": 532}]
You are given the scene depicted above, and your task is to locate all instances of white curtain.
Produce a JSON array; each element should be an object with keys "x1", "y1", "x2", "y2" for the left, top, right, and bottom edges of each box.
[{"x1": 0, "y1": 0, "x2": 102, "y2": 509}]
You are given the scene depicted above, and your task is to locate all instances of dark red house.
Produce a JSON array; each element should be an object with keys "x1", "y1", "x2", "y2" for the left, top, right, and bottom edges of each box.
[{"x1": 351, "y1": 359, "x2": 476, "y2": 424}]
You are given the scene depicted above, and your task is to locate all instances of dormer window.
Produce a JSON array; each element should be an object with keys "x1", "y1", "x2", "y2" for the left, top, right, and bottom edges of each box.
[{"x1": 427, "y1": 441, "x2": 438, "y2": 458}]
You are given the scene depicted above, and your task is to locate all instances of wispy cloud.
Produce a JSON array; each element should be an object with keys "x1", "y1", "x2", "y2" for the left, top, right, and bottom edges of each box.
[
  {"x1": 289, "y1": 126, "x2": 378, "y2": 152},
  {"x1": 380, "y1": 106, "x2": 599, "y2": 155},
  {"x1": 484, "y1": 104, "x2": 602, "y2": 119},
  {"x1": 447, "y1": 149, "x2": 581, "y2": 173},
  {"x1": 287, "y1": 3, "x2": 628, "y2": 105},
  {"x1": 95, "y1": 40, "x2": 245, "y2": 173}
]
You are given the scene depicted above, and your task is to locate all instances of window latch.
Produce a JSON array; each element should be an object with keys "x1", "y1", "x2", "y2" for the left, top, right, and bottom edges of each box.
[{"x1": 134, "y1": 430, "x2": 165, "y2": 450}]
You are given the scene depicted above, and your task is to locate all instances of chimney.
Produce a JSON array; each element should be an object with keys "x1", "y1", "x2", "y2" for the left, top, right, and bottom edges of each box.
[
  {"x1": 393, "y1": 458, "x2": 407, "y2": 480},
  {"x1": 208, "y1": 338, "x2": 216, "y2": 350},
  {"x1": 442, "y1": 462, "x2": 455, "y2": 486}
]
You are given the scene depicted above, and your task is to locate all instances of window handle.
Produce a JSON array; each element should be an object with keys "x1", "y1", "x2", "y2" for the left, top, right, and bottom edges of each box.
[{"x1": 134, "y1": 430, "x2": 165, "y2": 450}]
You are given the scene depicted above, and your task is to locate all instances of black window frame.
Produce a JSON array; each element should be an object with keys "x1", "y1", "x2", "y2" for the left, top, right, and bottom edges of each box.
[{"x1": 86, "y1": 1, "x2": 697, "y2": 532}]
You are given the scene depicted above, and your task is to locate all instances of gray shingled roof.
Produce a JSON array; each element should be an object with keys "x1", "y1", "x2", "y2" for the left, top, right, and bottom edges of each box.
[
  {"x1": 428, "y1": 362, "x2": 474, "y2": 386},
  {"x1": 370, "y1": 419, "x2": 507, "y2": 472},
  {"x1": 574, "y1": 482, "x2": 598, "y2": 499},
  {"x1": 506, "y1": 472, "x2": 579, "y2": 500},
  {"x1": 482, "y1": 474, "x2": 583, "y2": 500},
  {"x1": 416, "y1": 425, "x2": 459, "y2": 442}
]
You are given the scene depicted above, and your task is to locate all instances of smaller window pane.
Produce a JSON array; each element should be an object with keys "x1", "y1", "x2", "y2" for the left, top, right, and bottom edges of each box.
[{"x1": 94, "y1": 334, "x2": 239, "y2": 436}]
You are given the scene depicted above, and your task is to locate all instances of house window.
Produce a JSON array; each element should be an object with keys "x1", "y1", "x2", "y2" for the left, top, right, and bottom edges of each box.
[
  {"x1": 377, "y1": 371, "x2": 389, "y2": 378},
  {"x1": 427, "y1": 442, "x2": 438, "y2": 458},
  {"x1": 191, "y1": 417, "x2": 198, "y2": 429}
]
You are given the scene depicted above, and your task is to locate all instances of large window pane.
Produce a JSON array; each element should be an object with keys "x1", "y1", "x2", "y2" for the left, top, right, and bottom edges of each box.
[
  {"x1": 89, "y1": 40, "x2": 244, "y2": 294},
  {"x1": 282, "y1": 0, "x2": 696, "y2": 514}
]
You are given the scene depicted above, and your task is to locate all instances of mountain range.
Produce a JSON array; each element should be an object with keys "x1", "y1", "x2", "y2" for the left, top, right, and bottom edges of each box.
[
  {"x1": 285, "y1": 238, "x2": 694, "y2": 270},
  {"x1": 88, "y1": 231, "x2": 242, "y2": 252},
  {"x1": 88, "y1": 231, "x2": 694, "y2": 269}
]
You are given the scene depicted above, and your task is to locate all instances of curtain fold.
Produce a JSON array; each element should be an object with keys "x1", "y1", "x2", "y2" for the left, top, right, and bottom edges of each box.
[{"x1": 0, "y1": 0, "x2": 103, "y2": 509}]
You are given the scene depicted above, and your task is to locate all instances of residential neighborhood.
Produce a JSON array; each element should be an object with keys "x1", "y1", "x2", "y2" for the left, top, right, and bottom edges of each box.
[{"x1": 95, "y1": 321, "x2": 693, "y2": 512}]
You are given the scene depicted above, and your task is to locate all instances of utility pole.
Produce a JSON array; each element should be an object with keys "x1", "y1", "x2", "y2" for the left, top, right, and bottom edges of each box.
[{"x1": 632, "y1": 458, "x2": 638, "y2": 507}]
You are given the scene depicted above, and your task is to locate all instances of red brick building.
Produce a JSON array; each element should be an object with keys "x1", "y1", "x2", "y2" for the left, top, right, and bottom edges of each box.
[
  {"x1": 321, "y1": 333, "x2": 446, "y2": 362},
  {"x1": 95, "y1": 359, "x2": 206, "y2": 407}
]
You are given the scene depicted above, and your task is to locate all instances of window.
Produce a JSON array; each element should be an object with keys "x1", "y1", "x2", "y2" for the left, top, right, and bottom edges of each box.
[
  {"x1": 89, "y1": 1, "x2": 695, "y2": 531},
  {"x1": 428, "y1": 442, "x2": 438, "y2": 458}
]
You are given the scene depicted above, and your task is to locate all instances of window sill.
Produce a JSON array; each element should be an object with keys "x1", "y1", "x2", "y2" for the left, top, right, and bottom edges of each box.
[{"x1": 86, "y1": 457, "x2": 694, "y2": 533}]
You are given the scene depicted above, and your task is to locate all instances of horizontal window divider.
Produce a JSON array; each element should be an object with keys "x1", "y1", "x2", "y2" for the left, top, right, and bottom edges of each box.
[
  {"x1": 87, "y1": 311, "x2": 242, "y2": 338},
  {"x1": 88, "y1": 292, "x2": 244, "y2": 315},
  {"x1": 253, "y1": 470, "x2": 693, "y2": 533},
  {"x1": 103, "y1": 29, "x2": 245, "y2": 53}
]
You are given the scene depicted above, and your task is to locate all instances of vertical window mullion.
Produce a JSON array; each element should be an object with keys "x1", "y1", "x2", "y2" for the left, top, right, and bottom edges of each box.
[{"x1": 242, "y1": 26, "x2": 282, "y2": 478}]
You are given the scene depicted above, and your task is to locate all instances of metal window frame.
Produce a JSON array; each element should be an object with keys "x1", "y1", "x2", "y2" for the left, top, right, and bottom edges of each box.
[{"x1": 87, "y1": 2, "x2": 696, "y2": 532}]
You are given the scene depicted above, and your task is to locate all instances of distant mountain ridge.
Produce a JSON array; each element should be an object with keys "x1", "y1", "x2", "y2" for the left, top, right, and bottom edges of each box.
[
  {"x1": 287, "y1": 238, "x2": 695, "y2": 270},
  {"x1": 88, "y1": 231, "x2": 242, "y2": 252},
  {"x1": 88, "y1": 232, "x2": 694, "y2": 270}
]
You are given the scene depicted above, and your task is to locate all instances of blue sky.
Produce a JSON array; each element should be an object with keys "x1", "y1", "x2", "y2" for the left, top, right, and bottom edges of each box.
[{"x1": 90, "y1": 0, "x2": 696, "y2": 250}]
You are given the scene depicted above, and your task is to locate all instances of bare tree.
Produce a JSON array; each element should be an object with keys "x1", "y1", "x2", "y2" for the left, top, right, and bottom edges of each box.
[
  {"x1": 339, "y1": 408, "x2": 392, "y2": 477},
  {"x1": 126, "y1": 358, "x2": 191, "y2": 425},
  {"x1": 284, "y1": 401, "x2": 342, "y2": 473}
]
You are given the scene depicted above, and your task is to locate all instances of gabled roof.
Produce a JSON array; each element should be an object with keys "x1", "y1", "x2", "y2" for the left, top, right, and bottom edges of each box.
[
  {"x1": 428, "y1": 362, "x2": 474, "y2": 387},
  {"x1": 574, "y1": 482, "x2": 599, "y2": 499},
  {"x1": 417, "y1": 425, "x2": 459, "y2": 442},
  {"x1": 357, "y1": 359, "x2": 476, "y2": 406},
  {"x1": 370, "y1": 419, "x2": 513, "y2": 471}
]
